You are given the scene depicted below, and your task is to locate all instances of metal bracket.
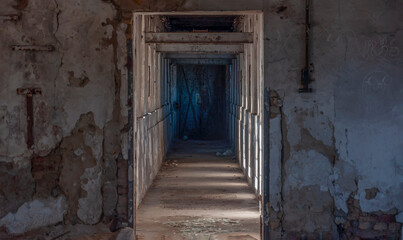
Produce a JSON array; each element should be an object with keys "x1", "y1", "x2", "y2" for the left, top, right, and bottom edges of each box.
[
  {"x1": 11, "y1": 45, "x2": 55, "y2": 52},
  {"x1": 299, "y1": 67, "x2": 313, "y2": 93},
  {"x1": 299, "y1": 0, "x2": 313, "y2": 93},
  {"x1": 17, "y1": 88, "x2": 42, "y2": 149},
  {"x1": 0, "y1": 14, "x2": 21, "y2": 22},
  {"x1": 17, "y1": 88, "x2": 42, "y2": 96}
]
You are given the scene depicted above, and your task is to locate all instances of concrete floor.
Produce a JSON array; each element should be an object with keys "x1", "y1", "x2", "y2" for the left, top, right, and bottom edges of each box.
[{"x1": 136, "y1": 140, "x2": 260, "y2": 240}]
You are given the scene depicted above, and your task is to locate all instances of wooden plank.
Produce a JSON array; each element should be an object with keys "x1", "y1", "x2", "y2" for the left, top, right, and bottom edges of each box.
[
  {"x1": 165, "y1": 53, "x2": 236, "y2": 59},
  {"x1": 146, "y1": 32, "x2": 253, "y2": 44},
  {"x1": 134, "y1": 11, "x2": 263, "y2": 16},
  {"x1": 172, "y1": 58, "x2": 232, "y2": 65},
  {"x1": 156, "y1": 44, "x2": 243, "y2": 53}
]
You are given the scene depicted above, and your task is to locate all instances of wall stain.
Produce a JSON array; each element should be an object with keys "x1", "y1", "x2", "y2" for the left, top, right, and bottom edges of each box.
[
  {"x1": 68, "y1": 71, "x2": 90, "y2": 88},
  {"x1": 295, "y1": 128, "x2": 336, "y2": 165},
  {"x1": 58, "y1": 112, "x2": 101, "y2": 224},
  {"x1": 12, "y1": 0, "x2": 28, "y2": 11},
  {"x1": 365, "y1": 187, "x2": 379, "y2": 200},
  {"x1": 270, "y1": 0, "x2": 295, "y2": 20},
  {"x1": 279, "y1": 96, "x2": 289, "y2": 236}
]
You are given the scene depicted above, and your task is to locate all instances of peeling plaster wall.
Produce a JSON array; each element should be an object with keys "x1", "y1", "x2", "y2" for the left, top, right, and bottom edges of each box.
[
  {"x1": 0, "y1": 0, "x2": 402, "y2": 238},
  {"x1": 265, "y1": 0, "x2": 403, "y2": 238},
  {"x1": 0, "y1": 0, "x2": 129, "y2": 235},
  {"x1": 328, "y1": 0, "x2": 403, "y2": 213}
]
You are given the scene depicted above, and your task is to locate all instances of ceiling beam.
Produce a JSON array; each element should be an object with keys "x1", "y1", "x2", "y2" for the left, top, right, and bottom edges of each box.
[
  {"x1": 165, "y1": 53, "x2": 236, "y2": 59},
  {"x1": 134, "y1": 11, "x2": 262, "y2": 16},
  {"x1": 146, "y1": 32, "x2": 253, "y2": 44},
  {"x1": 171, "y1": 58, "x2": 232, "y2": 65},
  {"x1": 156, "y1": 44, "x2": 244, "y2": 53}
]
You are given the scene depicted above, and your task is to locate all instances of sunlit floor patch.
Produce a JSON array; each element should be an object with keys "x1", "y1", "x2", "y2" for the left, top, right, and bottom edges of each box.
[{"x1": 136, "y1": 140, "x2": 260, "y2": 240}]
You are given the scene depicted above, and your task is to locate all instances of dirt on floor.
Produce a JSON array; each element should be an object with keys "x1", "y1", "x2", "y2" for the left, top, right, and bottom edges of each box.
[
  {"x1": 1, "y1": 140, "x2": 260, "y2": 240},
  {"x1": 136, "y1": 140, "x2": 261, "y2": 240}
]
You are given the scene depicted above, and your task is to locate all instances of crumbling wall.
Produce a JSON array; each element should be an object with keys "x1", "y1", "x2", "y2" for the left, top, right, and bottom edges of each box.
[
  {"x1": 0, "y1": 0, "x2": 130, "y2": 235},
  {"x1": 329, "y1": 0, "x2": 403, "y2": 238},
  {"x1": 265, "y1": 0, "x2": 403, "y2": 239}
]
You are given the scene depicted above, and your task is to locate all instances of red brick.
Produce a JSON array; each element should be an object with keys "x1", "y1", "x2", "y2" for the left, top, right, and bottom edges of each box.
[
  {"x1": 359, "y1": 216, "x2": 376, "y2": 222},
  {"x1": 286, "y1": 233, "x2": 300, "y2": 240},
  {"x1": 118, "y1": 186, "x2": 128, "y2": 195},
  {"x1": 376, "y1": 215, "x2": 395, "y2": 223},
  {"x1": 269, "y1": 220, "x2": 280, "y2": 229},
  {"x1": 359, "y1": 221, "x2": 373, "y2": 230},
  {"x1": 118, "y1": 196, "x2": 128, "y2": 205},
  {"x1": 117, "y1": 177, "x2": 127, "y2": 186},
  {"x1": 357, "y1": 229, "x2": 382, "y2": 239},
  {"x1": 322, "y1": 232, "x2": 333, "y2": 240},
  {"x1": 373, "y1": 222, "x2": 387, "y2": 231},
  {"x1": 343, "y1": 221, "x2": 352, "y2": 228},
  {"x1": 306, "y1": 233, "x2": 318, "y2": 240},
  {"x1": 388, "y1": 222, "x2": 400, "y2": 231},
  {"x1": 117, "y1": 160, "x2": 128, "y2": 169}
]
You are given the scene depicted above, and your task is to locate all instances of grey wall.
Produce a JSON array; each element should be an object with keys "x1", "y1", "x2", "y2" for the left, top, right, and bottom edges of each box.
[
  {"x1": 266, "y1": 0, "x2": 403, "y2": 238},
  {"x1": 0, "y1": 0, "x2": 402, "y2": 238},
  {"x1": 0, "y1": 0, "x2": 129, "y2": 233}
]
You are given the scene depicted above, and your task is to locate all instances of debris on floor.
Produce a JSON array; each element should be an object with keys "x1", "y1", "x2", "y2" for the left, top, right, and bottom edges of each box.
[
  {"x1": 136, "y1": 140, "x2": 260, "y2": 240},
  {"x1": 162, "y1": 160, "x2": 179, "y2": 170},
  {"x1": 216, "y1": 149, "x2": 234, "y2": 157},
  {"x1": 164, "y1": 217, "x2": 242, "y2": 237}
]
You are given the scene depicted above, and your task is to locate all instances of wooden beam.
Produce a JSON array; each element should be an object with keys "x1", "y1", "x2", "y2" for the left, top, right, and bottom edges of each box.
[
  {"x1": 146, "y1": 32, "x2": 253, "y2": 44},
  {"x1": 172, "y1": 58, "x2": 232, "y2": 65},
  {"x1": 156, "y1": 44, "x2": 243, "y2": 53},
  {"x1": 134, "y1": 11, "x2": 263, "y2": 16},
  {"x1": 165, "y1": 53, "x2": 236, "y2": 59}
]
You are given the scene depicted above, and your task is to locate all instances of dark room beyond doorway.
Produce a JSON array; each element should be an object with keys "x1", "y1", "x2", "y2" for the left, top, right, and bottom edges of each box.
[{"x1": 177, "y1": 64, "x2": 227, "y2": 140}]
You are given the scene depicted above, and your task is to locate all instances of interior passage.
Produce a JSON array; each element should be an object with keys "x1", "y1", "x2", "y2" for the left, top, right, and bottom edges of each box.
[
  {"x1": 136, "y1": 140, "x2": 260, "y2": 240},
  {"x1": 132, "y1": 12, "x2": 265, "y2": 239}
]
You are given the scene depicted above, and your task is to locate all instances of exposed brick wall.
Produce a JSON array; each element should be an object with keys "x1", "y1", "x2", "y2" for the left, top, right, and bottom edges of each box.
[
  {"x1": 269, "y1": 229, "x2": 335, "y2": 240},
  {"x1": 116, "y1": 158, "x2": 128, "y2": 222},
  {"x1": 31, "y1": 153, "x2": 61, "y2": 198},
  {"x1": 268, "y1": 192, "x2": 402, "y2": 239},
  {"x1": 341, "y1": 194, "x2": 401, "y2": 240}
]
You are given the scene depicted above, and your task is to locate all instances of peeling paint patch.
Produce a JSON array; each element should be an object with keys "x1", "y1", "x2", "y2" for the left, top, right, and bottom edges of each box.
[
  {"x1": 0, "y1": 196, "x2": 67, "y2": 235},
  {"x1": 276, "y1": 6, "x2": 287, "y2": 14},
  {"x1": 0, "y1": 162, "x2": 34, "y2": 219},
  {"x1": 12, "y1": 0, "x2": 28, "y2": 11},
  {"x1": 77, "y1": 166, "x2": 102, "y2": 224},
  {"x1": 295, "y1": 128, "x2": 336, "y2": 165},
  {"x1": 32, "y1": 152, "x2": 62, "y2": 198},
  {"x1": 58, "y1": 112, "x2": 103, "y2": 224},
  {"x1": 283, "y1": 185, "x2": 335, "y2": 233},
  {"x1": 270, "y1": 0, "x2": 296, "y2": 20},
  {"x1": 365, "y1": 187, "x2": 380, "y2": 200},
  {"x1": 284, "y1": 150, "x2": 332, "y2": 190},
  {"x1": 68, "y1": 71, "x2": 90, "y2": 87}
]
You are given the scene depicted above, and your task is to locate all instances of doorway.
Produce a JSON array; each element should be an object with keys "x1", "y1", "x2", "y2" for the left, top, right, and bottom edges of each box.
[{"x1": 131, "y1": 11, "x2": 266, "y2": 239}]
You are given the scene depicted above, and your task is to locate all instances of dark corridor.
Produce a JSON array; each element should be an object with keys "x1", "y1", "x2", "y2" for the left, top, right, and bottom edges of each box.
[{"x1": 176, "y1": 64, "x2": 227, "y2": 140}]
